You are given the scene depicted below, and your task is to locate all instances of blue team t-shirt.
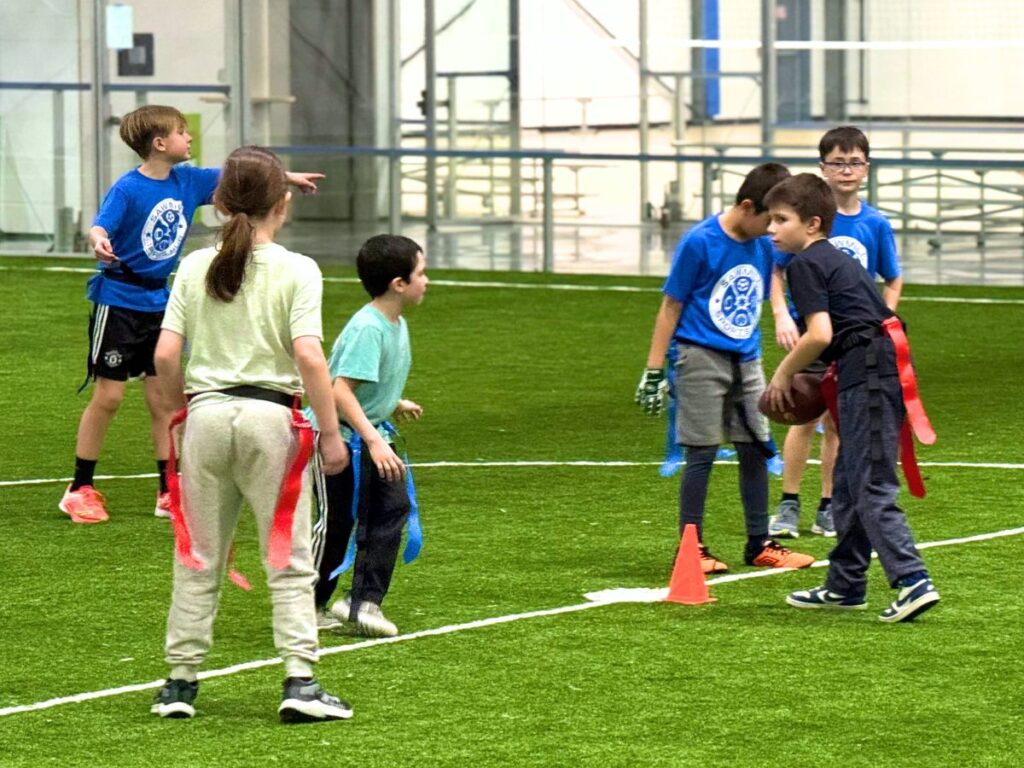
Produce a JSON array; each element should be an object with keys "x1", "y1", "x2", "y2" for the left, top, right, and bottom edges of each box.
[
  {"x1": 88, "y1": 165, "x2": 220, "y2": 312},
  {"x1": 773, "y1": 200, "x2": 900, "y2": 279},
  {"x1": 663, "y1": 214, "x2": 772, "y2": 362},
  {"x1": 773, "y1": 200, "x2": 901, "y2": 320}
]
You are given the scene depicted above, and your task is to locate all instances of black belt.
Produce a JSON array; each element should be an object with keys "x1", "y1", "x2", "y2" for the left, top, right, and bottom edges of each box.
[
  {"x1": 102, "y1": 266, "x2": 168, "y2": 291},
  {"x1": 190, "y1": 385, "x2": 300, "y2": 409}
]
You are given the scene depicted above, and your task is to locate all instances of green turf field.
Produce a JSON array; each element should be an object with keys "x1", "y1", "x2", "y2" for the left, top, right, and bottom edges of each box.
[{"x1": 1, "y1": 257, "x2": 1022, "y2": 767}]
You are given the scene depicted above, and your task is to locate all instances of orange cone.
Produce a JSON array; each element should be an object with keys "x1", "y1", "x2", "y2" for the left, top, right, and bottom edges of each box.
[{"x1": 664, "y1": 523, "x2": 717, "y2": 605}]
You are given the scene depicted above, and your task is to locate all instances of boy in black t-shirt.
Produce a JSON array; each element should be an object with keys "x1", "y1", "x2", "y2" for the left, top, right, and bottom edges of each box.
[{"x1": 762, "y1": 174, "x2": 939, "y2": 623}]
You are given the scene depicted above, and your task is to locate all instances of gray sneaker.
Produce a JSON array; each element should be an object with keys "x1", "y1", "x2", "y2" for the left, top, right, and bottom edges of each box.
[
  {"x1": 150, "y1": 678, "x2": 198, "y2": 719},
  {"x1": 811, "y1": 504, "x2": 836, "y2": 537},
  {"x1": 279, "y1": 677, "x2": 353, "y2": 723},
  {"x1": 768, "y1": 499, "x2": 801, "y2": 538},
  {"x1": 317, "y1": 608, "x2": 342, "y2": 632}
]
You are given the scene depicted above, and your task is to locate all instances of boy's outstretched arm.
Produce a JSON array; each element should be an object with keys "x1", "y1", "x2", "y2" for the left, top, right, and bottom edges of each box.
[
  {"x1": 334, "y1": 377, "x2": 407, "y2": 482},
  {"x1": 771, "y1": 264, "x2": 799, "y2": 350},
  {"x1": 285, "y1": 171, "x2": 326, "y2": 194},
  {"x1": 636, "y1": 295, "x2": 683, "y2": 415}
]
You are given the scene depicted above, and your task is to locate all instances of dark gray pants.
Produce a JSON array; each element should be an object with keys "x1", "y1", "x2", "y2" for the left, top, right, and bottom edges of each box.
[
  {"x1": 313, "y1": 448, "x2": 411, "y2": 610},
  {"x1": 824, "y1": 368, "x2": 926, "y2": 597}
]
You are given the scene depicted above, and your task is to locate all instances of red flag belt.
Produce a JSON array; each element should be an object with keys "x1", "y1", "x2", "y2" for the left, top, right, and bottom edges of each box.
[
  {"x1": 819, "y1": 318, "x2": 936, "y2": 498},
  {"x1": 166, "y1": 395, "x2": 314, "y2": 587}
]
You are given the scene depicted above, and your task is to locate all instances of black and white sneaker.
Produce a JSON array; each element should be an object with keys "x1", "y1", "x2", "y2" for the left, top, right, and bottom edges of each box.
[
  {"x1": 279, "y1": 677, "x2": 353, "y2": 723},
  {"x1": 151, "y1": 678, "x2": 198, "y2": 719},
  {"x1": 879, "y1": 577, "x2": 940, "y2": 623}
]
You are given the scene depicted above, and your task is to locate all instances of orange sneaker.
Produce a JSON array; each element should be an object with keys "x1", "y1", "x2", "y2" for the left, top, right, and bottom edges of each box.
[
  {"x1": 58, "y1": 484, "x2": 109, "y2": 524},
  {"x1": 746, "y1": 539, "x2": 815, "y2": 569},
  {"x1": 154, "y1": 491, "x2": 172, "y2": 519},
  {"x1": 698, "y1": 545, "x2": 729, "y2": 574}
]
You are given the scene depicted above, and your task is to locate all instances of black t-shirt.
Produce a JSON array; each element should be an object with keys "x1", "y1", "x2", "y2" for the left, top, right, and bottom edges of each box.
[{"x1": 786, "y1": 239, "x2": 894, "y2": 363}]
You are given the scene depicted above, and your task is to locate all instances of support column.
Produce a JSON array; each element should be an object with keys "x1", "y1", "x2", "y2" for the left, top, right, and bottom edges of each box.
[
  {"x1": 508, "y1": 0, "x2": 522, "y2": 217},
  {"x1": 638, "y1": 0, "x2": 650, "y2": 220},
  {"x1": 760, "y1": 0, "x2": 777, "y2": 153},
  {"x1": 824, "y1": 0, "x2": 847, "y2": 122},
  {"x1": 424, "y1": 0, "x2": 438, "y2": 230}
]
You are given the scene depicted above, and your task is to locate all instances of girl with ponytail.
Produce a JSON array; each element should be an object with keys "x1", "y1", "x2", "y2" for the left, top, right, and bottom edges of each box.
[{"x1": 152, "y1": 146, "x2": 354, "y2": 723}]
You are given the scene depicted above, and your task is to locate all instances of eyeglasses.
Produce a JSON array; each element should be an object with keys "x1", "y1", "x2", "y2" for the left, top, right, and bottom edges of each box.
[{"x1": 822, "y1": 161, "x2": 868, "y2": 171}]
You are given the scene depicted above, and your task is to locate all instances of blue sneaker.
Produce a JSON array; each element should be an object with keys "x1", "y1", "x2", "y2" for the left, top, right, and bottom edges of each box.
[
  {"x1": 879, "y1": 577, "x2": 940, "y2": 623},
  {"x1": 786, "y1": 586, "x2": 867, "y2": 610}
]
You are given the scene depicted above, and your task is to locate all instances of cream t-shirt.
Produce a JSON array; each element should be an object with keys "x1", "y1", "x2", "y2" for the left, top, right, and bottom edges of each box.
[{"x1": 162, "y1": 242, "x2": 323, "y2": 395}]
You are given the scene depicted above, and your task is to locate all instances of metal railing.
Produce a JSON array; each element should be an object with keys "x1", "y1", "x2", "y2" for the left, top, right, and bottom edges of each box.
[{"x1": 269, "y1": 144, "x2": 1024, "y2": 270}]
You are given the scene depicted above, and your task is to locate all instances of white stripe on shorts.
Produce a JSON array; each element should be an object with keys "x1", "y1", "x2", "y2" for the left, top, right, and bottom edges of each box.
[
  {"x1": 90, "y1": 304, "x2": 109, "y2": 365},
  {"x1": 309, "y1": 436, "x2": 329, "y2": 568}
]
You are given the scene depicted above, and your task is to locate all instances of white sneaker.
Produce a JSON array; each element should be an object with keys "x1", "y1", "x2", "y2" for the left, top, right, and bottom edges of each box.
[
  {"x1": 330, "y1": 597, "x2": 398, "y2": 637},
  {"x1": 328, "y1": 595, "x2": 352, "y2": 623},
  {"x1": 354, "y1": 602, "x2": 398, "y2": 638},
  {"x1": 154, "y1": 491, "x2": 172, "y2": 519}
]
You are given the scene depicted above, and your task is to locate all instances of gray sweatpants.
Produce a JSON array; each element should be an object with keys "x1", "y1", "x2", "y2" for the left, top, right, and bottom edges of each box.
[
  {"x1": 824, "y1": 369, "x2": 926, "y2": 597},
  {"x1": 165, "y1": 397, "x2": 319, "y2": 681}
]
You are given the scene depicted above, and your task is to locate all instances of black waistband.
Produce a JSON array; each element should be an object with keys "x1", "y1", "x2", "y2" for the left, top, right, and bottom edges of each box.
[
  {"x1": 102, "y1": 267, "x2": 168, "y2": 291},
  {"x1": 190, "y1": 386, "x2": 299, "y2": 408}
]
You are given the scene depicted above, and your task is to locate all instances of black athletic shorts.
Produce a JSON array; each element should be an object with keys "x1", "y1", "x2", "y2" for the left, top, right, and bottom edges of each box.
[{"x1": 86, "y1": 304, "x2": 165, "y2": 381}]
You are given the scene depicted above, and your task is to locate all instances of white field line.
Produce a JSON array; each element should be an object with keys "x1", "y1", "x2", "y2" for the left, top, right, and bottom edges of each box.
[
  {"x1": 2, "y1": 264, "x2": 1023, "y2": 305},
  {"x1": 3, "y1": 458, "x2": 1023, "y2": 489},
  {"x1": 1, "y1": 524, "x2": 1021, "y2": 719},
  {"x1": 585, "y1": 525, "x2": 1024, "y2": 603}
]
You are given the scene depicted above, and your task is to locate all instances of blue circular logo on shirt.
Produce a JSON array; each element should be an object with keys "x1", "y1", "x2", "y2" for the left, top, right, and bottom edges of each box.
[
  {"x1": 141, "y1": 198, "x2": 188, "y2": 261},
  {"x1": 829, "y1": 235, "x2": 869, "y2": 270},
  {"x1": 709, "y1": 265, "x2": 763, "y2": 339}
]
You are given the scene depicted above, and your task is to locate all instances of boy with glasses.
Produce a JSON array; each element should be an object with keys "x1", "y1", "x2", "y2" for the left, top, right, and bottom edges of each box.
[{"x1": 768, "y1": 126, "x2": 903, "y2": 540}]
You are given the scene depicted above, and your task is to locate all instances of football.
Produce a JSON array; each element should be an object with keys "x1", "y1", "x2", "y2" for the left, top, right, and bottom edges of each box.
[{"x1": 758, "y1": 373, "x2": 827, "y2": 425}]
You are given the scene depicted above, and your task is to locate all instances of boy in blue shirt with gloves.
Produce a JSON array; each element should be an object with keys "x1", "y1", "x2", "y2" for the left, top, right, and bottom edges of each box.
[
  {"x1": 60, "y1": 105, "x2": 322, "y2": 524},
  {"x1": 637, "y1": 163, "x2": 814, "y2": 574}
]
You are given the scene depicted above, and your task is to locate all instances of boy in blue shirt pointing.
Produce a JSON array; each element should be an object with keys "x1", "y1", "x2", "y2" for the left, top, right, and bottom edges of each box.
[
  {"x1": 60, "y1": 105, "x2": 322, "y2": 524},
  {"x1": 637, "y1": 163, "x2": 814, "y2": 574}
]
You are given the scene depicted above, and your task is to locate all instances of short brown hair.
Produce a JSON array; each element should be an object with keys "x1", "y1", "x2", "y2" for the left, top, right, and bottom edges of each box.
[
  {"x1": 118, "y1": 105, "x2": 187, "y2": 159},
  {"x1": 764, "y1": 173, "x2": 837, "y2": 236},
  {"x1": 735, "y1": 162, "x2": 791, "y2": 213},
  {"x1": 818, "y1": 125, "x2": 870, "y2": 160},
  {"x1": 357, "y1": 235, "x2": 424, "y2": 298}
]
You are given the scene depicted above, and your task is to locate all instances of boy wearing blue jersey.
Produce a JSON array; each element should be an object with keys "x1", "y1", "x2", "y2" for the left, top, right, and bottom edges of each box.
[
  {"x1": 637, "y1": 163, "x2": 814, "y2": 574},
  {"x1": 768, "y1": 126, "x2": 903, "y2": 540},
  {"x1": 60, "y1": 105, "x2": 322, "y2": 524},
  {"x1": 312, "y1": 235, "x2": 428, "y2": 638}
]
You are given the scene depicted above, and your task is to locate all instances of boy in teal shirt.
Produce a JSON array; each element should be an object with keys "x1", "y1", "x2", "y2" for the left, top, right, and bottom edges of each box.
[{"x1": 313, "y1": 234, "x2": 428, "y2": 637}]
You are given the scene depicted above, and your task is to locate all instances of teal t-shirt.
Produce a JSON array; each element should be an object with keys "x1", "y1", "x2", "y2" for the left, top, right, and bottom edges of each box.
[{"x1": 324, "y1": 304, "x2": 411, "y2": 442}]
